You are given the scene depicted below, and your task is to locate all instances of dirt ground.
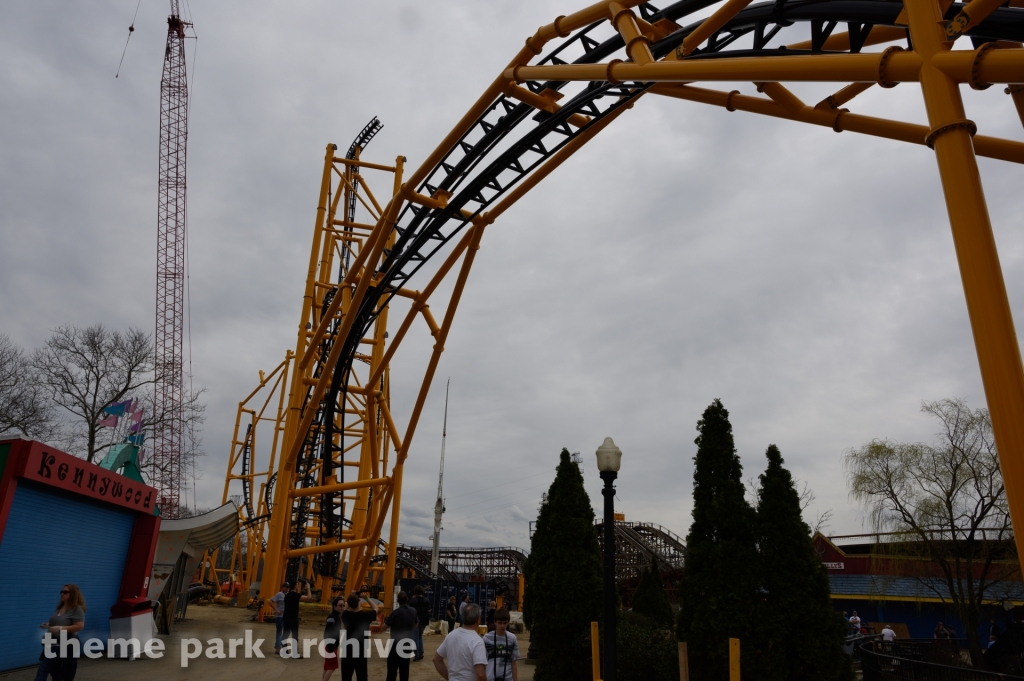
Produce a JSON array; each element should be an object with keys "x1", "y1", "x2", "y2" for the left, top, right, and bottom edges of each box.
[{"x1": 0, "y1": 603, "x2": 534, "y2": 681}]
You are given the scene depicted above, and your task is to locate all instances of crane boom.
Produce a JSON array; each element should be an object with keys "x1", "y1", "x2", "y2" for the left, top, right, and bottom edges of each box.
[{"x1": 152, "y1": 0, "x2": 190, "y2": 517}]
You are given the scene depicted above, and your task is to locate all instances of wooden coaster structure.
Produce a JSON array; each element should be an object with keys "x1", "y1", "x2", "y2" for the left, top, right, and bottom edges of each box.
[{"x1": 220, "y1": 0, "x2": 1024, "y2": 614}]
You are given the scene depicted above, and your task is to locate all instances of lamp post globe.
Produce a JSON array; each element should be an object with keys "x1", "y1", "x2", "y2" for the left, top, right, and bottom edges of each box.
[
  {"x1": 596, "y1": 436, "x2": 622, "y2": 472},
  {"x1": 596, "y1": 437, "x2": 621, "y2": 681}
]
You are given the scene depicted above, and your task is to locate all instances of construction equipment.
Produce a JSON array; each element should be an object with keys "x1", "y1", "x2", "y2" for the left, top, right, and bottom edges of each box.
[{"x1": 153, "y1": 0, "x2": 192, "y2": 518}]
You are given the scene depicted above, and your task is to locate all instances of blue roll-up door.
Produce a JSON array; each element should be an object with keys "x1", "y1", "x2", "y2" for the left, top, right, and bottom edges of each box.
[{"x1": 0, "y1": 481, "x2": 135, "y2": 671}]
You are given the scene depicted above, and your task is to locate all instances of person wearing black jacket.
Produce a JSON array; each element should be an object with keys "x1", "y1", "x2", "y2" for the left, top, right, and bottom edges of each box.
[
  {"x1": 382, "y1": 591, "x2": 418, "y2": 681},
  {"x1": 445, "y1": 596, "x2": 458, "y2": 634},
  {"x1": 409, "y1": 585, "x2": 431, "y2": 662},
  {"x1": 282, "y1": 580, "x2": 313, "y2": 655},
  {"x1": 322, "y1": 597, "x2": 345, "y2": 681}
]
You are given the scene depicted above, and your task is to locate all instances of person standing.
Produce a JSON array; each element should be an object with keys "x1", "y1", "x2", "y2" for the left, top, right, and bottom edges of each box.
[
  {"x1": 881, "y1": 625, "x2": 896, "y2": 643},
  {"x1": 270, "y1": 582, "x2": 288, "y2": 653},
  {"x1": 445, "y1": 596, "x2": 458, "y2": 634},
  {"x1": 482, "y1": 609, "x2": 519, "y2": 681},
  {"x1": 409, "y1": 585, "x2": 431, "y2": 661},
  {"x1": 340, "y1": 592, "x2": 378, "y2": 681},
  {"x1": 434, "y1": 603, "x2": 487, "y2": 681},
  {"x1": 382, "y1": 591, "x2": 418, "y2": 681},
  {"x1": 485, "y1": 602, "x2": 497, "y2": 632},
  {"x1": 848, "y1": 611, "x2": 861, "y2": 635},
  {"x1": 934, "y1": 622, "x2": 949, "y2": 639},
  {"x1": 281, "y1": 579, "x2": 313, "y2": 655},
  {"x1": 458, "y1": 594, "x2": 470, "y2": 627},
  {"x1": 323, "y1": 597, "x2": 346, "y2": 681},
  {"x1": 35, "y1": 584, "x2": 86, "y2": 681}
]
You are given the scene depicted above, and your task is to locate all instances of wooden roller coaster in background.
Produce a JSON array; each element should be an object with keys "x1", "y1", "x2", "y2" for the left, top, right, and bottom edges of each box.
[{"x1": 214, "y1": 0, "x2": 1024, "y2": 615}]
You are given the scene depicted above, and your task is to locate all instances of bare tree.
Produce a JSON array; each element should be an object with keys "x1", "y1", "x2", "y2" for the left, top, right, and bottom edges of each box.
[
  {"x1": 799, "y1": 480, "x2": 834, "y2": 535},
  {"x1": 844, "y1": 398, "x2": 1017, "y2": 667},
  {"x1": 749, "y1": 475, "x2": 833, "y2": 535},
  {"x1": 0, "y1": 334, "x2": 56, "y2": 439},
  {"x1": 31, "y1": 325, "x2": 158, "y2": 462},
  {"x1": 134, "y1": 384, "x2": 206, "y2": 507}
]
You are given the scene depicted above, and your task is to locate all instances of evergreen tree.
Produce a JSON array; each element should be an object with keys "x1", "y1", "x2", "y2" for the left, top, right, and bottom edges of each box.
[
  {"x1": 523, "y1": 448, "x2": 603, "y2": 681},
  {"x1": 757, "y1": 445, "x2": 853, "y2": 681},
  {"x1": 676, "y1": 399, "x2": 767, "y2": 680},
  {"x1": 632, "y1": 555, "x2": 674, "y2": 629}
]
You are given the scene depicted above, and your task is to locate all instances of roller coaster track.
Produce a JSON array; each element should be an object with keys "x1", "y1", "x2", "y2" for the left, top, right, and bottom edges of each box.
[
  {"x1": 598, "y1": 520, "x2": 687, "y2": 580},
  {"x1": 235, "y1": 0, "x2": 1024, "y2": 614}
]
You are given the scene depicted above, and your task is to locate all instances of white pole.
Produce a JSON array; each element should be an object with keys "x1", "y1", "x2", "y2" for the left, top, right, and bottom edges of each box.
[{"x1": 430, "y1": 379, "x2": 450, "y2": 575}]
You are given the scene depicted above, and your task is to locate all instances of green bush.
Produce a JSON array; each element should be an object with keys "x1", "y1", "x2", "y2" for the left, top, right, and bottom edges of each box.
[{"x1": 618, "y1": 611, "x2": 679, "y2": 681}]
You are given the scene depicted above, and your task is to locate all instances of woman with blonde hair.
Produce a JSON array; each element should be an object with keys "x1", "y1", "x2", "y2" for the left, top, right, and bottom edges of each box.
[{"x1": 35, "y1": 584, "x2": 86, "y2": 681}]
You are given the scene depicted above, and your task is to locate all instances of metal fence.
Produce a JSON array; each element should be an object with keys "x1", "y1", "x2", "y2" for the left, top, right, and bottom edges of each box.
[
  {"x1": 173, "y1": 592, "x2": 190, "y2": 622},
  {"x1": 861, "y1": 639, "x2": 1024, "y2": 681}
]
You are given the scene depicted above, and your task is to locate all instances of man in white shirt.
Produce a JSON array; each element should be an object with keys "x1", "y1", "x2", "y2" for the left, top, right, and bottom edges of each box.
[
  {"x1": 881, "y1": 625, "x2": 896, "y2": 642},
  {"x1": 849, "y1": 611, "x2": 862, "y2": 635},
  {"x1": 435, "y1": 603, "x2": 486, "y2": 681}
]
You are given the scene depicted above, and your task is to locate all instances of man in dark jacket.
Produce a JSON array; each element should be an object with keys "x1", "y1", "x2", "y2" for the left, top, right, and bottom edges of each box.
[
  {"x1": 382, "y1": 591, "x2": 419, "y2": 681},
  {"x1": 409, "y1": 585, "x2": 431, "y2": 662}
]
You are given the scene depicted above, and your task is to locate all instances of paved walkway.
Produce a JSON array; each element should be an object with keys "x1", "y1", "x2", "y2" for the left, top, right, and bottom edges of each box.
[{"x1": 0, "y1": 603, "x2": 534, "y2": 681}]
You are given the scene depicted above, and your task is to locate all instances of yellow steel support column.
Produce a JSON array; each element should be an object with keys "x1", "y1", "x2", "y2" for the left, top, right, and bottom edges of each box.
[
  {"x1": 907, "y1": 0, "x2": 1024, "y2": 561},
  {"x1": 591, "y1": 621, "x2": 602, "y2": 681},
  {"x1": 381, "y1": 460, "x2": 406, "y2": 610},
  {"x1": 260, "y1": 143, "x2": 337, "y2": 611},
  {"x1": 376, "y1": 155, "x2": 405, "y2": 607}
]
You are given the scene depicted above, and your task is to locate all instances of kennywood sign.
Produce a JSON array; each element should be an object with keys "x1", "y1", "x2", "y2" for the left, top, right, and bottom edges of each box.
[{"x1": 21, "y1": 442, "x2": 157, "y2": 514}]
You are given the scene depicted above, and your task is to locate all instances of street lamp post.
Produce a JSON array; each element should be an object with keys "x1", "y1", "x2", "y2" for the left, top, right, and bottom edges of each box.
[{"x1": 596, "y1": 437, "x2": 622, "y2": 681}]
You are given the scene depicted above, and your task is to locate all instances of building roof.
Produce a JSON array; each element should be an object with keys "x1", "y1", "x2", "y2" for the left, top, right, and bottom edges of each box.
[
  {"x1": 830, "y1": 574, "x2": 1024, "y2": 604},
  {"x1": 160, "y1": 502, "x2": 239, "y2": 552}
]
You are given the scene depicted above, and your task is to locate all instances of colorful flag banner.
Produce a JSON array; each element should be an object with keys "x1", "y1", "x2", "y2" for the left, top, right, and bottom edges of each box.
[
  {"x1": 127, "y1": 433, "x2": 145, "y2": 446},
  {"x1": 122, "y1": 399, "x2": 134, "y2": 414},
  {"x1": 103, "y1": 401, "x2": 129, "y2": 417},
  {"x1": 130, "y1": 409, "x2": 143, "y2": 423},
  {"x1": 99, "y1": 415, "x2": 119, "y2": 428},
  {"x1": 129, "y1": 421, "x2": 142, "y2": 433}
]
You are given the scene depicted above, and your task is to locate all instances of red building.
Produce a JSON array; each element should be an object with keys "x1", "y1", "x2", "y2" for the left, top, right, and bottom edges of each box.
[
  {"x1": 814, "y1": 532, "x2": 1024, "y2": 639},
  {"x1": 0, "y1": 438, "x2": 161, "y2": 671}
]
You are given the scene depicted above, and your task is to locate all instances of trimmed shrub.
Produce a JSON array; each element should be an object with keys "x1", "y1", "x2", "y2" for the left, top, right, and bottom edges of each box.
[{"x1": 618, "y1": 611, "x2": 679, "y2": 681}]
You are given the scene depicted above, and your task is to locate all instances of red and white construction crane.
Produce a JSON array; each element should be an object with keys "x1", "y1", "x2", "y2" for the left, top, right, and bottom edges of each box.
[{"x1": 152, "y1": 0, "x2": 191, "y2": 518}]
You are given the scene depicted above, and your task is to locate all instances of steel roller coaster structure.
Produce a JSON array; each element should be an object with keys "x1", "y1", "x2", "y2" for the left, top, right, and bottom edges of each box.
[{"x1": 218, "y1": 0, "x2": 1024, "y2": 614}]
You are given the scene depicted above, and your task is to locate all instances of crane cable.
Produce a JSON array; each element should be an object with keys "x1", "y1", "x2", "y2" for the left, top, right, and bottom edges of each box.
[{"x1": 115, "y1": 0, "x2": 143, "y2": 78}]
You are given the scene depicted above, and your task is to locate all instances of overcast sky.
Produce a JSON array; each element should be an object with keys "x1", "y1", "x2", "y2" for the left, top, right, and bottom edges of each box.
[{"x1": 4, "y1": 0, "x2": 1024, "y2": 551}]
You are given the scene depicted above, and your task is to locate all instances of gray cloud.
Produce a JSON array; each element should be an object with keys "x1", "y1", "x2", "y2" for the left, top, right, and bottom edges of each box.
[{"x1": 4, "y1": 0, "x2": 1024, "y2": 554}]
